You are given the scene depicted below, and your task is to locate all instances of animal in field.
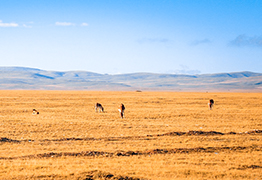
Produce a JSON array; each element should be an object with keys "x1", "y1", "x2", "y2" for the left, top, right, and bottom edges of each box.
[
  {"x1": 95, "y1": 103, "x2": 104, "y2": 113},
  {"x1": 32, "y1": 109, "x2": 39, "y2": 115},
  {"x1": 118, "y1": 103, "x2": 125, "y2": 118},
  {"x1": 208, "y1": 99, "x2": 214, "y2": 110}
]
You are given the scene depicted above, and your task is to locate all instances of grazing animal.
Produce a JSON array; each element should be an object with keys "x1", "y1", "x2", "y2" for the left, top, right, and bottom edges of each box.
[
  {"x1": 118, "y1": 103, "x2": 125, "y2": 118},
  {"x1": 208, "y1": 99, "x2": 214, "y2": 110},
  {"x1": 32, "y1": 109, "x2": 39, "y2": 115},
  {"x1": 95, "y1": 103, "x2": 104, "y2": 113}
]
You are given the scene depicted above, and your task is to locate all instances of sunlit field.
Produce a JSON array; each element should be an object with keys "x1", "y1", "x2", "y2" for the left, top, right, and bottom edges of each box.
[{"x1": 0, "y1": 90, "x2": 261, "y2": 179}]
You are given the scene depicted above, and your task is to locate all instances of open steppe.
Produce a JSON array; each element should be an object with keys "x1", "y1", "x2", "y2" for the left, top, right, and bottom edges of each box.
[{"x1": 0, "y1": 90, "x2": 261, "y2": 179}]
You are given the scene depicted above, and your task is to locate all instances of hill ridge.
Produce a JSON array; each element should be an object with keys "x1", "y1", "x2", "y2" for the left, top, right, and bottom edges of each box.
[{"x1": 0, "y1": 66, "x2": 262, "y2": 91}]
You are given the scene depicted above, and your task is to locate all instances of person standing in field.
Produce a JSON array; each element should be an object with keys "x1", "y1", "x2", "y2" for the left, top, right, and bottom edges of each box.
[{"x1": 118, "y1": 103, "x2": 125, "y2": 118}]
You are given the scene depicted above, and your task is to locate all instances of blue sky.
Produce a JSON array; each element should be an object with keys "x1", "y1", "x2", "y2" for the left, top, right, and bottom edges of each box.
[{"x1": 0, "y1": 0, "x2": 262, "y2": 74}]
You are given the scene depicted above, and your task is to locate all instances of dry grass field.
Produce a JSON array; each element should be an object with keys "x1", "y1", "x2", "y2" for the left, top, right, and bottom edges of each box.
[{"x1": 0, "y1": 90, "x2": 261, "y2": 179}]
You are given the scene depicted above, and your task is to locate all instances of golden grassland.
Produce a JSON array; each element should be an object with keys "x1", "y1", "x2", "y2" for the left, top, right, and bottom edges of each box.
[{"x1": 0, "y1": 90, "x2": 261, "y2": 179}]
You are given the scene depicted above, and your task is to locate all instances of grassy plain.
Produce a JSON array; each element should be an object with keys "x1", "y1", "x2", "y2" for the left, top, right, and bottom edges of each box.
[{"x1": 0, "y1": 90, "x2": 261, "y2": 179}]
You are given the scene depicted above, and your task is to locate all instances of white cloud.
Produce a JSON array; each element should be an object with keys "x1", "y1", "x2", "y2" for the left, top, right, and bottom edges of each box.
[
  {"x1": 167, "y1": 65, "x2": 201, "y2": 75},
  {"x1": 191, "y1": 39, "x2": 211, "y2": 46},
  {"x1": 137, "y1": 38, "x2": 170, "y2": 44},
  {"x1": 81, "y1": 23, "x2": 88, "y2": 26},
  {"x1": 230, "y1": 34, "x2": 262, "y2": 47},
  {"x1": 55, "y1": 22, "x2": 75, "y2": 26},
  {"x1": 0, "y1": 20, "x2": 19, "y2": 27},
  {"x1": 23, "y1": 24, "x2": 32, "y2": 28}
]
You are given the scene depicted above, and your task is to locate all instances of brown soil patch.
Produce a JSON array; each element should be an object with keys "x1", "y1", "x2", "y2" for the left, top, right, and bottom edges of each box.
[
  {"x1": 79, "y1": 170, "x2": 144, "y2": 180},
  {"x1": 237, "y1": 165, "x2": 262, "y2": 170},
  {"x1": 1, "y1": 145, "x2": 261, "y2": 160},
  {"x1": 158, "y1": 129, "x2": 262, "y2": 137},
  {"x1": 38, "y1": 129, "x2": 262, "y2": 143},
  {"x1": 230, "y1": 165, "x2": 262, "y2": 170},
  {"x1": 0, "y1": 137, "x2": 20, "y2": 143},
  {"x1": 14, "y1": 170, "x2": 144, "y2": 180}
]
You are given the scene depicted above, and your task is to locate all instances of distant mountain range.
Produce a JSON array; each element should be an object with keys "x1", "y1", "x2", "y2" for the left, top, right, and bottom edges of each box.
[{"x1": 0, "y1": 67, "x2": 262, "y2": 91}]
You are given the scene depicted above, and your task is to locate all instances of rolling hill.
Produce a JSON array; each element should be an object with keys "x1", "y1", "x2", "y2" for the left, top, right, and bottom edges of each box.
[{"x1": 0, "y1": 67, "x2": 261, "y2": 91}]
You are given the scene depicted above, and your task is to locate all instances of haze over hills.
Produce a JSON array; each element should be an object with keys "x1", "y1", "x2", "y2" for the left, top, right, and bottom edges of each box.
[{"x1": 0, "y1": 67, "x2": 262, "y2": 91}]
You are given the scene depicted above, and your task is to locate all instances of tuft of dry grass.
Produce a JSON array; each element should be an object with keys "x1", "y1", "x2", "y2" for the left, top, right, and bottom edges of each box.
[{"x1": 0, "y1": 90, "x2": 261, "y2": 179}]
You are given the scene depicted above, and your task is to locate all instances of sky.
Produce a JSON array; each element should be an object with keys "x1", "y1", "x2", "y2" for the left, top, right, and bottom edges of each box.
[{"x1": 0, "y1": 0, "x2": 262, "y2": 75}]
